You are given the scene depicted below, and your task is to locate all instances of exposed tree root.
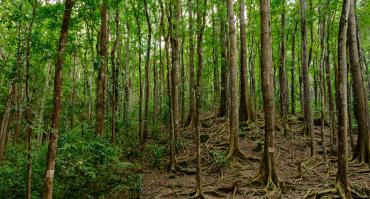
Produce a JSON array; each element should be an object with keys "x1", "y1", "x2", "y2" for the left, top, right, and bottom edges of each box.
[
  {"x1": 303, "y1": 183, "x2": 368, "y2": 199},
  {"x1": 191, "y1": 187, "x2": 205, "y2": 199}
]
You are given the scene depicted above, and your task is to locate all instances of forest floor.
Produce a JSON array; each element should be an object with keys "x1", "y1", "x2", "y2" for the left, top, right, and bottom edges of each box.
[{"x1": 140, "y1": 111, "x2": 370, "y2": 199}]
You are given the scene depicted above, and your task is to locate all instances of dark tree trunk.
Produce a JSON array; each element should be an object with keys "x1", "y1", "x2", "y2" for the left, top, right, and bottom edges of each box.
[
  {"x1": 291, "y1": 20, "x2": 298, "y2": 114},
  {"x1": 143, "y1": 0, "x2": 152, "y2": 145},
  {"x1": 96, "y1": 0, "x2": 108, "y2": 137},
  {"x1": 239, "y1": 0, "x2": 252, "y2": 123},
  {"x1": 42, "y1": 0, "x2": 73, "y2": 198},
  {"x1": 279, "y1": 0, "x2": 287, "y2": 135},
  {"x1": 218, "y1": 1, "x2": 228, "y2": 117}
]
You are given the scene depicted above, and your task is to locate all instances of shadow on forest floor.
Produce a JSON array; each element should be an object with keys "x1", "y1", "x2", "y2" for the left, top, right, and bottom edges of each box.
[{"x1": 140, "y1": 111, "x2": 370, "y2": 198}]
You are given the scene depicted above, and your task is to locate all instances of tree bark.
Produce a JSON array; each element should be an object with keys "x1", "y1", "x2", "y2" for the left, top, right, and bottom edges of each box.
[
  {"x1": 218, "y1": 1, "x2": 228, "y2": 117},
  {"x1": 348, "y1": 0, "x2": 369, "y2": 164},
  {"x1": 279, "y1": 0, "x2": 287, "y2": 135},
  {"x1": 336, "y1": 0, "x2": 351, "y2": 196},
  {"x1": 42, "y1": 0, "x2": 73, "y2": 198},
  {"x1": 194, "y1": 1, "x2": 207, "y2": 196},
  {"x1": 226, "y1": 0, "x2": 243, "y2": 159},
  {"x1": 291, "y1": 20, "x2": 298, "y2": 114},
  {"x1": 185, "y1": 0, "x2": 196, "y2": 128},
  {"x1": 96, "y1": 0, "x2": 108, "y2": 137},
  {"x1": 300, "y1": 0, "x2": 315, "y2": 156},
  {"x1": 260, "y1": 0, "x2": 279, "y2": 186},
  {"x1": 143, "y1": 0, "x2": 152, "y2": 145},
  {"x1": 239, "y1": 0, "x2": 252, "y2": 123}
]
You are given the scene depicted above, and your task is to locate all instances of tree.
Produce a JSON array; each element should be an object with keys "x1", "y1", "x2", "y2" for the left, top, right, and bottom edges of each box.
[
  {"x1": 348, "y1": 0, "x2": 369, "y2": 165},
  {"x1": 96, "y1": 0, "x2": 108, "y2": 137},
  {"x1": 336, "y1": 0, "x2": 351, "y2": 196},
  {"x1": 143, "y1": 0, "x2": 152, "y2": 145},
  {"x1": 300, "y1": 0, "x2": 315, "y2": 156},
  {"x1": 42, "y1": 0, "x2": 74, "y2": 198},
  {"x1": 259, "y1": 0, "x2": 279, "y2": 187},
  {"x1": 218, "y1": 1, "x2": 229, "y2": 117},
  {"x1": 185, "y1": 0, "x2": 195, "y2": 128},
  {"x1": 291, "y1": 20, "x2": 298, "y2": 114},
  {"x1": 279, "y1": 0, "x2": 287, "y2": 134},
  {"x1": 194, "y1": 1, "x2": 207, "y2": 197},
  {"x1": 226, "y1": 0, "x2": 244, "y2": 159},
  {"x1": 169, "y1": 0, "x2": 181, "y2": 170},
  {"x1": 239, "y1": 0, "x2": 252, "y2": 123}
]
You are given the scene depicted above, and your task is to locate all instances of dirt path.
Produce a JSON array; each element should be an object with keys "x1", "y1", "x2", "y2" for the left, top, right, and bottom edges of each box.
[{"x1": 141, "y1": 112, "x2": 370, "y2": 198}]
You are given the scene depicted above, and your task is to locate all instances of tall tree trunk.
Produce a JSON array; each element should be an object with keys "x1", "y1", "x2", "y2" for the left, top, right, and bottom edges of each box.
[
  {"x1": 124, "y1": 18, "x2": 131, "y2": 130},
  {"x1": 0, "y1": 84, "x2": 15, "y2": 161},
  {"x1": 336, "y1": 0, "x2": 351, "y2": 196},
  {"x1": 300, "y1": 0, "x2": 315, "y2": 156},
  {"x1": 194, "y1": 1, "x2": 207, "y2": 197},
  {"x1": 169, "y1": 0, "x2": 181, "y2": 170},
  {"x1": 226, "y1": 0, "x2": 243, "y2": 159},
  {"x1": 96, "y1": 0, "x2": 108, "y2": 137},
  {"x1": 25, "y1": 1, "x2": 37, "y2": 197},
  {"x1": 319, "y1": 3, "x2": 328, "y2": 162},
  {"x1": 325, "y1": 16, "x2": 336, "y2": 153},
  {"x1": 239, "y1": 0, "x2": 252, "y2": 123},
  {"x1": 111, "y1": 2, "x2": 120, "y2": 144},
  {"x1": 279, "y1": 0, "x2": 287, "y2": 135},
  {"x1": 143, "y1": 0, "x2": 152, "y2": 145},
  {"x1": 212, "y1": 9, "x2": 219, "y2": 104},
  {"x1": 42, "y1": 0, "x2": 73, "y2": 198},
  {"x1": 260, "y1": 0, "x2": 279, "y2": 186},
  {"x1": 348, "y1": 0, "x2": 369, "y2": 164},
  {"x1": 291, "y1": 20, "x2": 298, "y2": 114},
  {"x1": 185, "y1": 0, "x2": 195, "y2": 127},
  {"x1": 218, "y1": 1, "x2": 228, "y2": 117},
  {"x1": 132, "y1": 2, "x2": 143, "y2": 145}
]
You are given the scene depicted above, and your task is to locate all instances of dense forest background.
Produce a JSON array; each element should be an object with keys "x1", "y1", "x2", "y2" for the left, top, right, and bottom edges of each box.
[{"x1": 0, "y1": 0, "x2": 369, "y2": 198}]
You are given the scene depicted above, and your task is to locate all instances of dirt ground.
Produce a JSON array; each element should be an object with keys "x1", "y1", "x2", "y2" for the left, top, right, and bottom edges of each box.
[{"x1": 140, "y1": 112, "x2": 370, "y2": 198}]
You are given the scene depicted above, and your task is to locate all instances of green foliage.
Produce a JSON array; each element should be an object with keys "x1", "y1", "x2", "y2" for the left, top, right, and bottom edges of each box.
[
  {"x1": 145, "y1": 144, "x2": 166, "y2": 168},
  {"x1": 0, "y1": 131, "x2": 142, "y2": 199},
  {"x1": 209, "y1": 150, "x2": 228, "y2": 169}
]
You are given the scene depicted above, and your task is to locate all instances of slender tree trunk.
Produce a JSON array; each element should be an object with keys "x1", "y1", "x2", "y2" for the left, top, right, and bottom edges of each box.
[
  {"x1": 218, "y1": 1, "x2": 228, "y2": 117},
  {"x1": 25, "y1": 1, "x2": 37, "y2": 197},
  {"x1": 325, "y1": 17, "x2": 336, "y2": 153},
  {"x1": 291, "y1": 20, "x2": 298, "y2": 114},
  {"x1": 300, "y1": 0, "x2": 315, "y2": 156},
  {"x1": 111, "y1": 2, "x2": 120, "y2": 144},
  {"x1": 239, "y1": 0, "x2": 252, "y2": 123},
  {"x1": 194, "y1": 1, "x2": 206, "y2": 196},
  {"x1": 279, "y1": 0, "x2": 287, "y2": 135},
  {"x1": 96, "y1": 0, "x2": 108, "y2": 137},
  {"x1": 347, "y1": 0, "x2": 369, "y2": 164},
  {"x1": 42, "y1": 0, "x2": 73, "y2": 198},
  {"x1": 260, "y1": 0, "x2": 279, "y2": 186},
  {"x1": 185, "y1": 0, "x2": 196, "y2": 127},
  {"x1": 336, "y1": 0, "x2": 351, "y2": 196},
  {"x1": 143, "y1": 0, "x2": 152, "y2": 145},
  {"x1": 0, "y1": 84, "x2": 15, "y2": 161},
  {"x1": 212, "y1": 9, "x2": 219, "y2": 104},
  {"x1": 319, "y1": 4, "x2": 328, "y2": 162},
  {"x1": 132, "y1": 3, "x2": 143, "y2": 144},
  {"x1": 124, "y1": 19, "x2": 131, "y2": 129}
]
